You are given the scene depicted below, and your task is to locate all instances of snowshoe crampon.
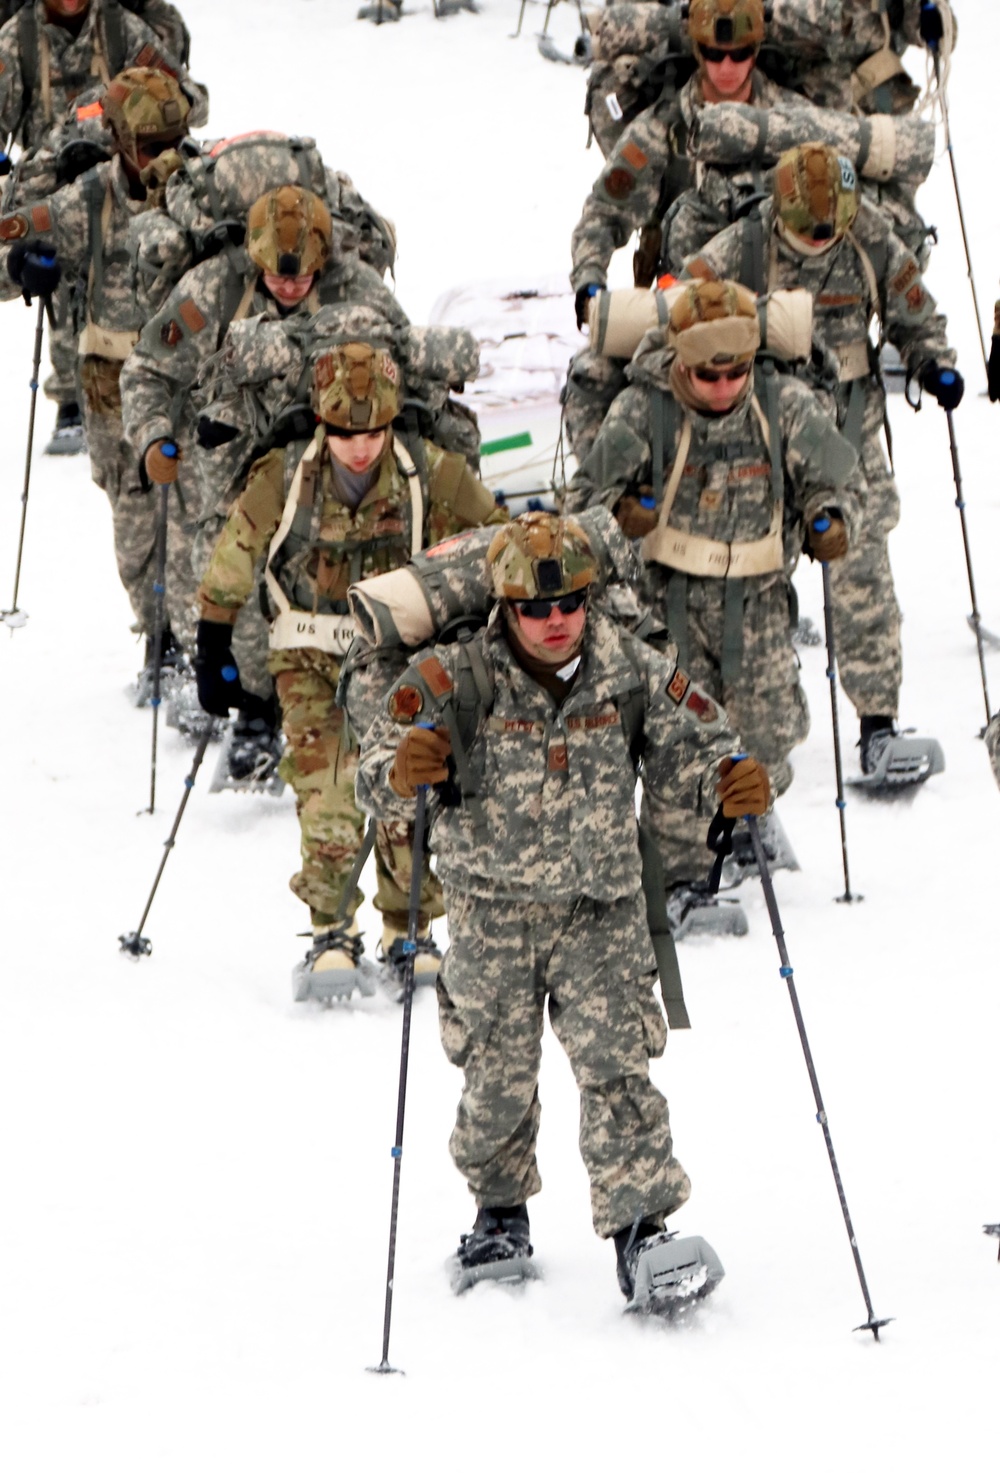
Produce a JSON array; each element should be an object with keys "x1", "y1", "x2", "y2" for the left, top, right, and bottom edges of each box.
[
  {"x1": 378, "y1": 931, "x2": 443, "y2": 1001},
  {"x1": 209, "y1": 714, "x2": 284, "y2": 796},
  {"x1": 292, "y1": 926, "x2": 381, "y2": 1004},
  {"x1": 449, "y1": 1206, "x2": 539, "y2": 1294},
  {"x1": 44, "y1": 402, "x2": 86, "y2": 456},
  {"x1": 622, "y1": 1231, "x2": 725, "y2": 1316},
  {"x1": 849, "y1": 731, "x2": 945, "y2": 793},
  {"x1": 666, "y1": 883, "x2": 748, "y2": 940},
  {"x1": 720, "y1": 810, "x2": 799, "y2": 889}
]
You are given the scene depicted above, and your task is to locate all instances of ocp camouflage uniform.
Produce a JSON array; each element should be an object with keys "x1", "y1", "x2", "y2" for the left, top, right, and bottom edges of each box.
[
  {"x1": 565, "y1": 341, "x2": 864, "y2": 854},
  {"x1": 119, "y1": 235, "x2": 406, "y2": 668},
  {"x1": 356, "y1": 607, "x2": 739, "y2": 1236},
  {"x1": 687, "y1": 197, "x2": 954, "y2": 719},
  {"x1": 0, "y1": 150, "x2": 187, "y2": 631},
  {"x1": 198, "y1": 427, "x2": 505, "y2": 931},
  {"x1": 0, "y1": 0, "x2": 207, "y2": 402}
]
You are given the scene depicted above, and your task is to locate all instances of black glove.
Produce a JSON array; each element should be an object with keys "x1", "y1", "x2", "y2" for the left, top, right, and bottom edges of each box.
[
  {"x1": 194, "y1": 618, "x2": 243, "y2": 717},
  {"x1": 920, "y1": 362, "x2": 964, "y2": 411},
  {"x1": 6, "y1": 241, "x2": 61, "y2": 299},
  {"x1": 575, "y1": 283, "x2": 599, "y2": 332},
  {"x1": 55, "y1": 139, "x2": 111, "y2": 186},
  {"x1": 196, "y1": 415, "x2": 241, "y2": 450},
  {"x1": 0, "y1": 151, "x2": 10, "y2": 178},
  {"x1": 919, "y1": 2, "x2": 944, "y2": 45},
  {"x1": 988, "y1": 336, "x2": 1000, "y2": 404}
]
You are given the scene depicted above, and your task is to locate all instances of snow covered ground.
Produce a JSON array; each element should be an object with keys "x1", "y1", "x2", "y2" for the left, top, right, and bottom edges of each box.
[{"x1": 2, "y1": 3, "x2": 1000, "y2": 1469}]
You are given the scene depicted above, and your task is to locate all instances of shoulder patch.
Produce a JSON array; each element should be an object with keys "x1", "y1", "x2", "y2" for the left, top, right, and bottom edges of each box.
[
  {"x1": 424, "y1": 531, "x2": 475, "y2": 560},
  {"x1": 161, "y1": 318, "x2": 183, "y2": 348},
  {"x1": 0, "y1": 213, "x2": 29, "y2": 242},
  {"x1": 604, "y1": 168, "x2": 635, "y2": 201},
  {"x1": 30, "y1": 205, "x2": 51, "y2": 233},
  {"x1": 178, "y1": 298, "x2": 207, "y2": 334},
  {"x1": 388, "y1": 685, "x2": 424, "y2": 724},
  {"x1": 621, "y1": 141, "x2": 649, "y2": 172},
  {"x1": 415, "y1": 656, "x2": 453, "y2": 699},
  {"x1": 667, "y1": 668, "x2": 690, "y2": 705},
  {"x1": 905, "y1": 284, "x2": 928, "y2": 313},
  {"x1": 685, "y1": 688, "x2": 718, "y2": 723},
  {"x1": 890, "y1": 260, "x2": 919, "y2": 296},
  {"x1": 76, "y1": 101, "x2": 103, "y2": 121}
]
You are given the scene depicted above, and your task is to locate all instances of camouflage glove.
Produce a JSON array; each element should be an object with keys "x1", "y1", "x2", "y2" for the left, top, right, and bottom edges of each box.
[
  {"x1": 615, "y1": 494, "x2": 659, "y2": 540},
  {"x1": 6, "y1": 242, "x2": 60, "y2": 299},
  {"x1": 389, "y1": 726, "x2": 452, "y2": 798},
  {"x1": 194, "y1": 619, "x2": 242, "y2": 718},
  {"x1": 988, "y1": 334, "x2": 1000, "y2": 404},
  {"x1": 575, "y1": 284, "x2": 599, "y2": 332},
  {"x1": 716, "y1": 756, "x2": 771, "y2": 818},
  {"x1": 145, "y1": 440, "x2": 180, "y2": 485},
  {"x1": 807, "y1": 514, "x2": 848, "y2": 562},
  {"x1": 919, "y1": 363, "x2": 964, "y2": 411}
]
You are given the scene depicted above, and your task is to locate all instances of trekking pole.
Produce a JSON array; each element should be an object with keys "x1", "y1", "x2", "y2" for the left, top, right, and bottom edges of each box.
[
  {"x1": 1, "y1": 294, "x2": 48, "y2": 630},
  {"x1": 814, "y1": 528, "x2": 861, "y2": 904},
  {"x1": 745, "y1": 809, "x2": 891, "y2": 1340},
  {"x1": 119, "y1": 722, "x2": 213, "y2": 958},
  {"x1": 145, "y1": 447, "x2": 177, "y2": 813},
  {"x1": 934, "y1": 53, "x2": 989, "y2": 380},
  {"x1": 369, "y1": 777, "x2": 429, "y2": 1376},
  {"x1": 943, "y1": 409, "x2": 992, "y2": 730}
]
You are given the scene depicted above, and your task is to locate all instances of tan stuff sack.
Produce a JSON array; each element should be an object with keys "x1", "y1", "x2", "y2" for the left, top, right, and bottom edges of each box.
[{"x1": 588, "y1": 285, "x2": 813, "y2": 364}]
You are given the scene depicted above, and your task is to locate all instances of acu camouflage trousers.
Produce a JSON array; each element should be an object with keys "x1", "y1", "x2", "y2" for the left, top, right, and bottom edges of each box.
[
  {"x1": 437, "y1": 887, "x2": 691, "y2": 1238},
  {"x1": 269, "y1": 647, "x2": 444, "y2": 931}
]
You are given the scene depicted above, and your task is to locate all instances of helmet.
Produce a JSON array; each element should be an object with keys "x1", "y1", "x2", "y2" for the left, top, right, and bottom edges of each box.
[
  {"x1": 487, "y1": 512, "x2": 597, "y2": 602},
  {"x1": 312, "y1": 342, "x2": 400, "y2": 431},
  {"x1": 246, "y1": 185, "x2": 333, "y2": 278},
  {"x1": 667, "y1": 278, "x2": 760, "y2": 368},
  {"x1": 686, "y1": 0, "x2": 766, "y2": 55},
  {"x1": 773, "y1": 143, "x2": 860, "y2": 247},
  {"x1": 103, "y1": 68, "x2": 189, "y2": 167}
]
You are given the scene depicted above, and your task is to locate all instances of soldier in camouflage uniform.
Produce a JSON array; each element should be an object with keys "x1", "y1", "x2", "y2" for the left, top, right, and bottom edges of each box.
[
  {"x1": 684, "y1": 143, "x2": 962, "y2": 776},
  {"x1": 195, "y1": 342, "x2": 505, "y2": 996},
  {"x1": 0, "y1": 65, "x2": 191, "y2": 639},
  {"x1": 566, "y1": 278, "x2": 863, "y2": 899},
  {"x1": 356, "y1": 511, "x2": 771, "y2": 1296},
  {"x1": 0, "y1": 0, "x2": 207, "y2": 449}
]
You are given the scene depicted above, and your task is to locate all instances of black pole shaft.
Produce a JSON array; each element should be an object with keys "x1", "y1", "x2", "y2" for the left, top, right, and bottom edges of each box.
[
  {"x1": 945, "y1": 409, "x2": 992, "y2": 728},
  {"x1": 936, "y1": 57, "x2": 989, "y2": 378},
  {"x1": 146, "y1": 481, "x2": 170, "y2": 813},
  {"x1": 820, "y1": 563, "x2": 856, "y2": 902},
  {"x1": 133, "y1": 725, "x2": 212, "y2": 938},
  {"x1": 372, "y1": 784, "x2": 428, "y2": 1375},
  {"x1": 4, "y1": 296, "x2": 46, "y2": 619},
  {"x1": 747, "y1": 816, "x2": 888, "y2": 1339}
]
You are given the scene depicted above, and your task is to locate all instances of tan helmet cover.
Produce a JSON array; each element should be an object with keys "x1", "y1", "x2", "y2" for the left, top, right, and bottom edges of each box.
[
  {"x1": 246, "y1": 185, "x2": 333, "y2": 278},
  {"x1": 687, "y1": 0, "x2": 766, "y2": 54},
  {"x1": 773, "y1": 143, "x2": 860, "y2": 245},
  {"x1": 103, "y1": 68, "x2": 190, "y2": 166},
  {"x1": 313, "y1": 342, "x2": 400, "y2": 431},
  {"x1": 668, "y1": 278, "x2": 760, "y2": 368},
  {"x1": 487, "y1": 512, "x2": 597, "y2": 601}
]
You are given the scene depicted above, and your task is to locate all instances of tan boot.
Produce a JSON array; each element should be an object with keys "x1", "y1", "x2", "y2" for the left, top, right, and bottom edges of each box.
[
  {"x1": 380, "y1": 921, "x2": 442, "y2": 989},
  {"x1": 292, "y1": 919, "x2": 378, "y2": 1003}
]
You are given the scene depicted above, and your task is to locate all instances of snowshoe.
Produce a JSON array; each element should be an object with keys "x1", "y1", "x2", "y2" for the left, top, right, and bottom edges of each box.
[
  {"x1": 163, "y1": 664, "x2": 225, "y2": 743},
  {"x1": 378, "y1": 924, "x2": 443, "y2": 1000},
  {"x1": 44, "y1": 401, "x2": 86, "y2": 456},
  {"x1": 968, "y1": 613, "x2": 1000, "y2": 651},
  {"x1": 357, "y1": 0, "x2": 400, "y2": 19},
  {"x1": 666, "y1": 882, "x2": 748, "y2": 940},
  {"x1": 449, "y1": 1205, "x2": 539, "y2": 1294},
  {"x1": 132, "y1": 627, "x2": 184, "y2": 708},
  {"x1": 209, "y1": 710, "x2": 284, "y2": 795},
  {"x1": 720, "y1": 810, "x2": 799, "y2": 889},
  {"x1": 983, "y1": 1223, "x2": 1000, "y2": 1260},
  {"x1": 616, "y1": 1222, "x2": 725, "y2": 1316},
  {"x1": 879, "y1": 342, "x2": 906, "y2": 394},
  {"x1": 537, "y1": 32, "x2": 591, "y2": 66},
  {"x1": 849, "y1": 720, "x2": 945, "y2": 793},
  {"x1": 792, "y1": 615, "x2": 822, "y2": 648},
  {"x1": 291, "y1": 922, "x2": 382, "y2": 1004}
]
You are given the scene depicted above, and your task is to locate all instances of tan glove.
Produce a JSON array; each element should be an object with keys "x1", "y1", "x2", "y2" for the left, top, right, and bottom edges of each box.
[
  {"x1": 388, "y1": 726, "x2": 452, "y2": 798},
  {"x1": 145, "y1": 439, "x2": 181, "y2": 485},
  {"x1": 807, "y1": 515, "x2": 848, "y2": 562},
  {"x1": 615, "y1": 494, "x2": 659, "y2": 540},
  {"x1": 716, "y1": 755, "x2": 771, "y2": 818}
]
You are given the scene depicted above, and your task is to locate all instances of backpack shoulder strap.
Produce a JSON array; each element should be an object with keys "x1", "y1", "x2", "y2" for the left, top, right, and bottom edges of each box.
[
  {"x1": 17, "y1": 3, "x2": 39, "y2": 126},
  {"x1": 101, "y1": 0, "x2": 127, "y2": 76}
]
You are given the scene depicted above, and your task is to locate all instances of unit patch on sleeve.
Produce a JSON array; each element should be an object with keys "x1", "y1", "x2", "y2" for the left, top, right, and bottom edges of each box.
[{"x1": 667, "y1": 668, "x2": 690, "y2": 704}]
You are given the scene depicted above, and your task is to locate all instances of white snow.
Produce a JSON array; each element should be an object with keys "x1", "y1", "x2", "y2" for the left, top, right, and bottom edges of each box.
[{"x1": 2, "y1": 3, "x2": 999, "y2": 1469}]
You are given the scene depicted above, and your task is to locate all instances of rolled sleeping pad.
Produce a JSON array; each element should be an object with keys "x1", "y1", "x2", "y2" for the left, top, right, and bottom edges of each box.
[{"x1": 589, "y1": 285, "x2": 814, "y2": 365}]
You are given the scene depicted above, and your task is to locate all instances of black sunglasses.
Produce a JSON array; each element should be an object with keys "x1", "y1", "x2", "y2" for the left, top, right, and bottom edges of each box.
[
  {"x1": 512, "y1": 590, "x2": 588, "y2": 620},
  {"x1": 691, "y1": 364, "x2": 751, "y2": 384},
  {"x1": 699, "y1": 42, "x2": 757, "y2": 64}
]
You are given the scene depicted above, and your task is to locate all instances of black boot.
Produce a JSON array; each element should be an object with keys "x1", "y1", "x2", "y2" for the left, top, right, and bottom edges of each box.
[
  {"x1": 456, "y1": 1204, "x2": 532, "y2": 1269},
  {"x1": 859, "y1": 715, "x2": 895, "y2": 775},
  {"x1": 227, "y1": 704, "x2": 282, "y2": 783},
  {"x1": 613, "y1": 1217, "x2": 666, "y2": 1299},
  {"x1": 44, "y1": 400, "x2": 86, "y2": 456}
]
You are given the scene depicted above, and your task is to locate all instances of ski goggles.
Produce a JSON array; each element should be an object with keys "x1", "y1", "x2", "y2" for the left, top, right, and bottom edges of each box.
[
  {"x1": 691, "y1": 363, "x2": 752, "y2": 384},
  {"x1": 511, "y1": 589, "x2": 588, "y2": 620},
  {"x1": 698, "y1": 43, "x2": 757, "y2": 63}
]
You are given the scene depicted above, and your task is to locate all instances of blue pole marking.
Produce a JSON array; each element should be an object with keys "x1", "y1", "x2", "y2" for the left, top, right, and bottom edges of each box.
[{"x1": 221, "y1": 665, "x2": 239, "y2": 683}]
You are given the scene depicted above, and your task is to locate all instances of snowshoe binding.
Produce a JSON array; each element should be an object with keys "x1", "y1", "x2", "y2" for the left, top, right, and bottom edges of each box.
[
  {"x1": 449, "y1": 1205, "x2": 539, "y2": 1294},
  {"x1": 209, "y1": 709, "x2": 284, "y2": 795},
  {"x1": 291, "y1": 922, "x2": 382, "y2": 1004},
  {"x1": 164, "y1": 663, "x2": 223, "y2": 742},
  {"x1": 44, "y1": 401, "x2": 86, "y2": 456},
  {"x1": 666, "y1": 881, "x2": 748, "y2": 940},
  {"x1": 378, "y1": 924, "x2": 443, "y2": 1000},
  {"x1": 720, "y1": 810, "x2": 799, "y2": 889},
  {"x1": 792, "y1": 615, "x2": 822, "y2": 648},
  {"x1": 615, "y1": 1220, "x2": 725, "y2": 1316},
  {"x1": 132, "y1": 627, "x2": 184, "y2": 708},
  {"x1": 849, "y1": 717, "x2": 945, "y2": 793}
]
